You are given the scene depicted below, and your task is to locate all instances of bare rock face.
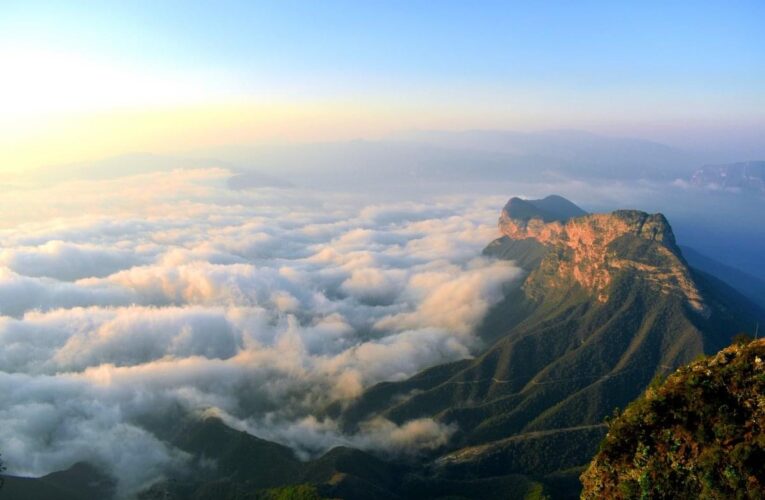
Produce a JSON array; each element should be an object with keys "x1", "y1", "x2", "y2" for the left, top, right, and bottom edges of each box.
[{"x1": 499, "y1": 197, "x2": 707, "y2": 314}]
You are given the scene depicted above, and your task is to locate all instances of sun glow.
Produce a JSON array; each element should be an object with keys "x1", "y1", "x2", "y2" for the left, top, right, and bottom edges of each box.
[
  {"x1": 0, "y1": 49, "x2": 501, "y2": 174},
  {"x1": 0, "y1": 48, "x2": 225, "y2": 115},
  {"x1": 0, "y1": 47, "x2": 238, "y2": 172},
  {"x1": 0, "y1": 49, "x2": 419, "y2": 173}
]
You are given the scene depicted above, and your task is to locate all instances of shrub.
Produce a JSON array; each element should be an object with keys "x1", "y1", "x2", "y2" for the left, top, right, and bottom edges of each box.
[{"x1": 580, "y1": 339, "x2": 765, "y2": 499}]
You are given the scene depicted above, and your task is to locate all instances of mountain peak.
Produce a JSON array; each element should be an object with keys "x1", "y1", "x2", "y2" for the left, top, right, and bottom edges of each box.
[
  {"x1": 331, "y1": 197, "x2": 763, "y2": 498},
  {"x1": 499, "y1": 197, "x2": 677, "y2": 250},
  {"x1": 502, "y1": 194, "x2": 587, "y2": 223},
  {"x1": 498, "y1": 197, "x2": 704, "y2": 312},
  {"x1": 610, "y1": 209, "x2": 677, "y2": 248}
]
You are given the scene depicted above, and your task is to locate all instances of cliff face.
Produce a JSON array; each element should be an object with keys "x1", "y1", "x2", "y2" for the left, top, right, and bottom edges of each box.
[{"x1": 499, "y1": 199, "x2": 707, "y2": 313}]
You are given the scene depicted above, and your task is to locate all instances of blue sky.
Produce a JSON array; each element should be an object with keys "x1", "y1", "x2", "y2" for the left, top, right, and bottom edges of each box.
[
  {"x1": 1, "y1": 1, "x2": 763, "y2": 169},
  {"x1": 6, "y1": 1, "x2": 762, "y2": 85}
]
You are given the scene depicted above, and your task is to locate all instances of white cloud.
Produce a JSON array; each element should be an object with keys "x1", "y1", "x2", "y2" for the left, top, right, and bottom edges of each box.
[
  {"x1": 0, "y1": 371, "x2": 190, "y2": 497},
  {"x1": 0, "y1": 168, "x2": 521, "y2": 493},
  {"x1": 0, "y1": 240, "x2": 144, "y2": 281},
  {"x1": 0, "y1": 269, "x2": 134, "y2": 317}
]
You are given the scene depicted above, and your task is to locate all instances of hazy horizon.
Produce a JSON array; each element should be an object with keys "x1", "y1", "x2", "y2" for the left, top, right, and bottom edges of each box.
[{"x1": 2, "y1": 1, "x2": 764, "y2": 172}]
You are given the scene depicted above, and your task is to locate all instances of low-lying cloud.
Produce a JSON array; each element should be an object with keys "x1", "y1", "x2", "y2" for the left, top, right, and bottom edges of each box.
[{"x1": 0, "y1": 168, "x2": 522, "y2": 496}]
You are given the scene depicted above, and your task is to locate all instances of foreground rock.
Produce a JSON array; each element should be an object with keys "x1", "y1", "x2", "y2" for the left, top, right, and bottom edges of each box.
[{"x1": 581, "y1": 338, "x2": 765, "y2": 499}]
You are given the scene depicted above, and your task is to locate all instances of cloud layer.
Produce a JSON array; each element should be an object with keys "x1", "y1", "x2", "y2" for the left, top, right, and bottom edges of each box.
[{"x1": 0, "y1": 168, "x2": 521, "y2": 495}]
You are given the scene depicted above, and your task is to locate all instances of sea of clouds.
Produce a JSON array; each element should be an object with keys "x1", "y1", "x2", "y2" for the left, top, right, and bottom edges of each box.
[{"x1": 0, "y1": 167, "x2": 523, "y2": 495}]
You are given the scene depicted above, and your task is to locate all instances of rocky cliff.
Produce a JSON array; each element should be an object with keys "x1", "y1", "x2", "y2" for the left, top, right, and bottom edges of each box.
[
  {"x1": 500, "y1": 197, "x2": 707, "y2": 313},
  {"x1": 330, "y1": 195, "x2": 764, "y2": 499}
]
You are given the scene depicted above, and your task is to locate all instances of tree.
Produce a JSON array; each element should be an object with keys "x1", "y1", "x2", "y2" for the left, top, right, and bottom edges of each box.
[{"x1": 0, "y1": 452, "x2": 5, "y2": 489}]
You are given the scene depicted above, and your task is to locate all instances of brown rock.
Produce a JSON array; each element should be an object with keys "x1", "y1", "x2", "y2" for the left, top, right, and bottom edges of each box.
[{"x1": 499, "y1": 200, "x2": 707, "y2": 314}]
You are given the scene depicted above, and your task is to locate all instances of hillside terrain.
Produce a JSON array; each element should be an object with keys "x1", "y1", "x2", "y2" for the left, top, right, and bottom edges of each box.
[
  {"x1": 1, "y1": 463, "x2": 115, "y2": 500},
  {"x1": 3, "y1": 195, "x2": 762, "y2": 499},
  {"x1": 581, "y1": 338, "x2": 765, "y2": 499},
  {"x1": 682, "y1": 246, "x2": 765, "y2": 310},
  {"x1": 330, "y1": 195, "x2": 764, "y2": 496}
]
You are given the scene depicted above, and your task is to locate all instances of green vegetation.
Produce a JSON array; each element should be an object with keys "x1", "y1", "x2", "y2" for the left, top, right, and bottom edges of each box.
[
  {"x1": 734, "y1": 332, "x2": 755, "y2": 345},
  {"x1": 0, "y1": 462, "x2": 114, "y2": 500},
  {"x1": 256, "y1": 484, "x2": 327, "y2": 500},
  {"x1": 524, "y1": 483, "x2": 551, "y2": 500},
  {"x1": 10, "y1": 197, "x2": 765, "y2": 500},
  {"x1": 581, "y1": 339, "x2": 765, "y2": 499},
  {"x1": 334, "y1": 206, "x2": 763, "y2": 498},
  {"x1": 402, "y1": 473, "x2": 554, "y2": 500}
]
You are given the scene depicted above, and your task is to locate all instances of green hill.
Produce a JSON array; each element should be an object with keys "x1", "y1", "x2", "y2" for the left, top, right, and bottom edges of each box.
[
  {"x1": 332, "y1": 197, "x2": 764, "y2": 495},
  {"x1": 1, "y1": 462, "x2": 115, "y2": 500},
  {"x1": 136, "y1": 417, "x2": 407, "y2": 499},
  {"x1": 5, "y1": 196, "x2": 762, "y2": 500},
  {"x1": 581, "y1": 338, "x2": 765, "y2": 499}
]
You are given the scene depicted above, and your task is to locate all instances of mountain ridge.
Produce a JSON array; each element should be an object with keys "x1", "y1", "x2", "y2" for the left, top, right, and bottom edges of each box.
[
  {"x1": 499, "y1": 201, "x2": 706, "y2": 312},
  {"x1": 330, "y1": 195, "x2": 763, "y2": 496},
  {"x1": 6, "y1": 195, "x2": 763, "y2": 499}
]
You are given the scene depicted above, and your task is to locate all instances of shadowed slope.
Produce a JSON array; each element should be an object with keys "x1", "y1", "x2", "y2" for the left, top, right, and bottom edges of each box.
[
  {"x1": 1, "y1": 463, "x2": 116, "y2": 500},
  {"x1": 334, "y1": 197, "x2": 764, "y2": 486}
]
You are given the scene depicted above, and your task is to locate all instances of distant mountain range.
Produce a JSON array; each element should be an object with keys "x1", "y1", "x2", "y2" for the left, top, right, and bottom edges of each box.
[
  {"x1": 390, "y1": 129, "x2": 704, "y2": 180},
  {"x1": 4, "y1": 195, "x2": 763, "y2": 499},
  {"x1": 28, "y1": 152, "x2": 293, "y2": 189},
  {"x1": 22, "y1": 130, "x2": 765, "y2": 198},
  {"x1": 193, "y1": 130, "x2": 708, "y2": 187},
  {"x1": 26, "y1": 129, "x2": 734, "y2": 190},
  {"x1": 689, "y1": 160, "x2": 765, "y2": 193}
]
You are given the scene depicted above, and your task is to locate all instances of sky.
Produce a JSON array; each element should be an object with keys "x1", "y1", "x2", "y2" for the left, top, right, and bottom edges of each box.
[{"x1": 1, "y1": 0, "x2": 764, "y2": 171}]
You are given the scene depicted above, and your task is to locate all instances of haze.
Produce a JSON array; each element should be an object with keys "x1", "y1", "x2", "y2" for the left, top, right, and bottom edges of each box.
[{"x1": 2, "y1": 1, "x2": 764, "y2": 171}]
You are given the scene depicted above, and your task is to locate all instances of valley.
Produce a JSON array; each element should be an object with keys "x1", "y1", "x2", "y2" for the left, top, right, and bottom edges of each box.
[{"x1": 6, "y1": 194, "x2": 762, "y2": 499}]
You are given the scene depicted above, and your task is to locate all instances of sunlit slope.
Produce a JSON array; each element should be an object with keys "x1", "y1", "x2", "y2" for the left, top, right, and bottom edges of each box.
[{"x1": 334, "y1": 197, "x2": 765, "y2": 482}]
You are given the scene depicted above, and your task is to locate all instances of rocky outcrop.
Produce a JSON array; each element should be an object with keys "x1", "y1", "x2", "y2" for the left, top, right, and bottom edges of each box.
[
  {"x1": 499, "y1": 198, "x2": 707, "y2": 313},
  {"x1": 500, "y1": 195, "x2": 587, "y2": 223},
  {"x1": 581, "y1": 338, "x2": 765, "y2": 499},
  {"x1": 333, "y1": 195, "x2": 763, "y2": 498}
]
